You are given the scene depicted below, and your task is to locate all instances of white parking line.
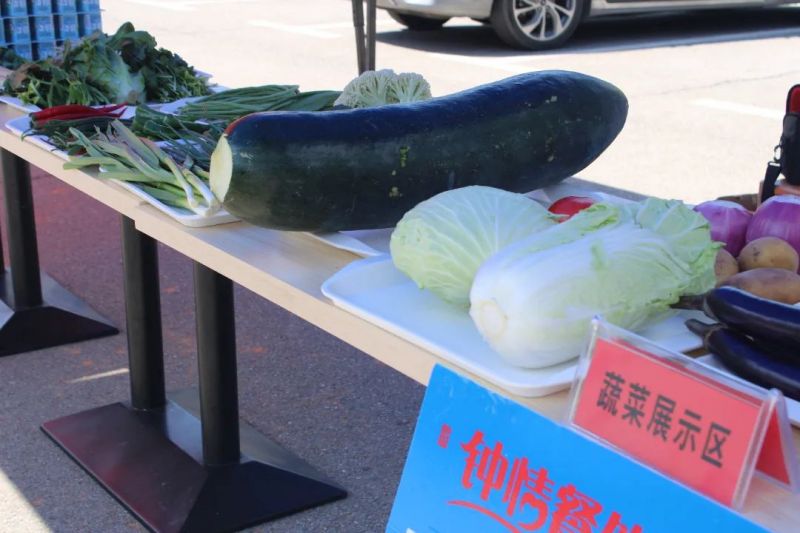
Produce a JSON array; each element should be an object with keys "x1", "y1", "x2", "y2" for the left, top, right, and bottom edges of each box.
[
  {"x1": 428, "y1": 52, "x2": 530, "y2": 74},
  {"x1": 68, "y1": 368, "x2": 130, "y2": 383},
  {"x1": 124, "y1": 0, "x2": 256, "y2": 12},
  {"x1": 692, "y1": 99, "x2": 783, "y2": 120},
  {"x1": 249, "y1": 19, "x2": 396, "y2": 39},
  {"x1": 249, "y1": 20, "x2": 340, "y2": 39}
]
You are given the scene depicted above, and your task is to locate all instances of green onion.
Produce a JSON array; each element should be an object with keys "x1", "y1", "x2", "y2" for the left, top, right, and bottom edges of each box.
[
  {"x1": 175, "y1": 84, "x2": 340, "y2": 124},
  {"x1": 64, "y1": 120, "x2": 220, "y2": 217}
]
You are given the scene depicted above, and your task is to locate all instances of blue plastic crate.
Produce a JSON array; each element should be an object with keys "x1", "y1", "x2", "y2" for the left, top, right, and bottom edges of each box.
[
  {"x1": 54, "y1": 13, "x2": 77, "y2": 41},
  {"x1": 0, "y1": 21, "x2": 5, "y2": 44},
  {"x1": 51, "y1": 0, "x2": 76, "y2": 13},
  {"x1": 77, "y1": 10, "x2": 99, "y2": 35},
  {"x1": 33, "y1": 39, "x2": 56, "y2": 59},
  {"x1": 29, "y1": 0, "x2": 53, "y2": 15},
  {"x1": 2, "y1": 0, "x2": 29, "y2": 17},
  {"x1": 13, "y1": 42, "x2": 32, "y2": 59},
  {"x1": 76, "y1": 0, "x2": 98, "y2": 11},
  {"x1": 30, "y1": 15, "x2": 55, "y2": 41},
  {"x1": 5, "y1": 17, "x2": 32, "y2": 42}
]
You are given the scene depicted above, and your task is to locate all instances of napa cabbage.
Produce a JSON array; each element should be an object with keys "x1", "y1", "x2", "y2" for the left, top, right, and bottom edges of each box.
[{"x1": 469, "y1": 199, "x2": 719, "y2": 368}]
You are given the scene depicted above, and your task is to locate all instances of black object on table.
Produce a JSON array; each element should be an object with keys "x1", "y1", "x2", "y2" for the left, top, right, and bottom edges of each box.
[
  {"x1": 42, "y1": 216, "x2": 346, "y2": 533},
  {"x1": 0, "y1": 148, "x2": 117, "y2": 356}
]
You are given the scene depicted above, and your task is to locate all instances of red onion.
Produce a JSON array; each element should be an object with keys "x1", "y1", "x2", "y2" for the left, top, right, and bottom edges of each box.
[
  {"x1": 746, "y1": 195, "x2": 800, "y2": 260},
  {"x1": 693, "y1": 200, "x2": 752, "y2": 256}
]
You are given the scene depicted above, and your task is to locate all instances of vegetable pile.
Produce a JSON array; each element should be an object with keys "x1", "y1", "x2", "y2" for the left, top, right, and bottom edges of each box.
[
  {"x1": 669, "y1": 193, "x2": 800, "y2": 403},
  {"x1": 391, "y1": 186, "x2": 719, "y2": 369},
  {"x1": 2, "y1": 22, "x2": 211, "y2": 108},
  {"x1": 693, "y1": 196, "x2": 800, "y2": 304}
]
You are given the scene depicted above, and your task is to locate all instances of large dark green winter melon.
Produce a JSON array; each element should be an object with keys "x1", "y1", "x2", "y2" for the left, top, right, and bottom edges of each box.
[{"x1": 210, "y1": 70, "x2": 628, "y2": 232}]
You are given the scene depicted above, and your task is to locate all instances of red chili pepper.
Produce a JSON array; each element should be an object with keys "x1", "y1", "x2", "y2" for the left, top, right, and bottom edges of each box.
[
  {"x1": 548, "y1": 196, "x2": 596, "y2": 222},
  {"x1": 31, "y1": 103, "x2": 127, "y2": 122},
  {"x1": 31, "y1": 104, "x2": 97, "y2": 121},
  {"x1": 33, "y1": 111, "x2": 125, "y2": 127}
]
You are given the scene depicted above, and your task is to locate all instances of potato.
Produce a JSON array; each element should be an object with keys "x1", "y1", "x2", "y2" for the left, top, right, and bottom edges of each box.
[
  {"x1": 714, "y1": 248, "x2": 739, "y2": 286},
  {"x1": 737, "y1": 237, "x2": 799, "y2": 272},
  {"x1": 721, "y1": 268, "x2": 800, "y2": 304}
]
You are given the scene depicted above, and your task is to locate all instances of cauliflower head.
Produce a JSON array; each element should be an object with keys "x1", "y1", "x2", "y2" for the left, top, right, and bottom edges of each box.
[{"x1": 334, "y1": 68, "x2": 432, "y2": 109}]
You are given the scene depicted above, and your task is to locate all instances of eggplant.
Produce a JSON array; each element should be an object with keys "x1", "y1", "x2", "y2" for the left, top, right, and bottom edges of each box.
[
  {"x1": 686, "y1": 319, "x2": 800, "y2": 401},
  {"x1": 703, "y1": 287, "x2": 800, "y2": 351}
]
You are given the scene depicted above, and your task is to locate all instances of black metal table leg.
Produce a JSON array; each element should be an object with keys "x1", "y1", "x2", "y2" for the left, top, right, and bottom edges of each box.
[
  {"x1": 194, "y1": 263, "x2": 240, "y2": 465},
  {"x1": 42, "y1": 219, "x2": 345, "y2": 533},
  {"x1": 0, "y1": 148, "x2": 117, "y2": 356},
  {"x1": 122, "y1": 216, "x2": 166, "y2": 410}
]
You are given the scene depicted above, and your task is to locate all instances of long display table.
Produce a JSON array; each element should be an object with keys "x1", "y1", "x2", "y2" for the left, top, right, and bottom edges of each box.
[{"x1": 0, "y1": 102, "x2": 797, "y2": 532}]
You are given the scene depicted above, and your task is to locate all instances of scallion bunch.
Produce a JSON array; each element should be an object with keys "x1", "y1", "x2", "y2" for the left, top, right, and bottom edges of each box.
[{"x1": 64, "y1": 120, "x2": 220, "y2": 217}]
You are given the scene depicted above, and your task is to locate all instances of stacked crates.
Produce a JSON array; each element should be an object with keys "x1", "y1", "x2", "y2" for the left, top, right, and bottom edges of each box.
[{"x1": 1, "y1": 0, "x2": 102, "y2": 61}]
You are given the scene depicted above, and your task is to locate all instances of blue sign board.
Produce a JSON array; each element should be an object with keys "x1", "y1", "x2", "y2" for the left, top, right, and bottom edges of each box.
[{"x1": 386, "y1": 365, "x2": 766, "y2": 533}]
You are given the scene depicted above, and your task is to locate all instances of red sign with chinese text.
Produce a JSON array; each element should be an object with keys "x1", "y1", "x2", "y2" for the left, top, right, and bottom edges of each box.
[{"x1": 573, "y1": 337, "x2": 766, "y2": 506}]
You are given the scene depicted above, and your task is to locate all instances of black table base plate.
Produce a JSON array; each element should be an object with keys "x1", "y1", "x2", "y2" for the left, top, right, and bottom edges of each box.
[
  {"x1": 41, "y1": 389, "x2": 347, "y2": 533},
  {"x1": 0, "y1": 270, "x2": 118, "y2": 357}
]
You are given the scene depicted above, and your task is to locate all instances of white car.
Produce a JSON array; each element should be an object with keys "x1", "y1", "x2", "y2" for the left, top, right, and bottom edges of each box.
[{"x1": 377, "y1": 0, "x2": 798, "y2": 49}]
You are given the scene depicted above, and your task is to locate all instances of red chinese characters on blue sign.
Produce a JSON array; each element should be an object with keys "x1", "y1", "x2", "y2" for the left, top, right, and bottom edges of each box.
[{"x1": 447, "y1": 426, "x2": 641, "y2": 533}]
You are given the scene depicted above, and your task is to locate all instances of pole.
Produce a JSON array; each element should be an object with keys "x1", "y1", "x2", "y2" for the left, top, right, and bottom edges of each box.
[
  {"x1": 365, "y1": 0, "x2": 377, "y2": 71},
  {"x1": 351, "y1": 0, "x2": 367, "y2": 74},
  {"x1": 121, "y1": 216, "x2": 166, "y2": 410},
  {"x1": 194, "y1": 261, "x2": 240, "y2": 466},
  {"x1": 0, "y1": 219, "x2": 5, "y2": 273},
  {"x1": 1, "y1": 148, "x2": 42, "y2": 309}
]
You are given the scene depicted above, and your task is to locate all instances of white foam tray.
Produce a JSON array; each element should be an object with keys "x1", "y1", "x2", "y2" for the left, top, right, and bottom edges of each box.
[{"x1": 322, "y1": 256, "x2": 711, "y2": 398}]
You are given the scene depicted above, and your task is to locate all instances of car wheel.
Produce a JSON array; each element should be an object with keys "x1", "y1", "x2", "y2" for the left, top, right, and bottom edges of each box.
[
  {"x1": 490, "y1": 0, "x2": 586, "y2": 50},
  {"x1": 388, "y1": 11, "x2": 450, "y2": 31}
]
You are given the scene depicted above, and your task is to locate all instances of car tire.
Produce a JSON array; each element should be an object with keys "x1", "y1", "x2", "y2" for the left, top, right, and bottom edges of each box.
[
  {"x1": 490, "y1": 0, "x2": 586, "y2": 50},
  {"x1": 388, "y1": 11, "x2": 450, "y2": 30}
]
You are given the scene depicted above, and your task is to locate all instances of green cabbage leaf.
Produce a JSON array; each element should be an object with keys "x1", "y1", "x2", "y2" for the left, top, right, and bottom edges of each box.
[{"x1": 390, "y1": 186, "x2": 558, "y2": 307}]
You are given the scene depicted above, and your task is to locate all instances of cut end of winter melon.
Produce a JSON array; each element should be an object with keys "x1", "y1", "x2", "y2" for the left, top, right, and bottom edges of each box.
[{"x1": 210, "y1": 135, "x2": 232, "y2": 202}]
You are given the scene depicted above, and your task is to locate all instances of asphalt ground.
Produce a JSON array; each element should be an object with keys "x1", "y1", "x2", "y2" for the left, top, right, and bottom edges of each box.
[{"x1": 2, "y1": 1, "x2": 800, "y2": 532}]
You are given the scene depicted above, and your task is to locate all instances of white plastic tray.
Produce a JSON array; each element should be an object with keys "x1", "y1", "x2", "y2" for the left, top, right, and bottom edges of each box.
[
  {"x1": 5, "y1": 114, "x2": 239, "y2": 228},
  {"x1": 321, "y1": 256, "x2": 711, "y2": 398},
  {"x1": 307, "y1": 185, "x2": 637, "y2": 258},
  {"x1": 308, "y1": 228, "x2": 392, "y2": 257},
  {"x1": 696, "y1": 354, "x2": 800, "y2": 427},
  {"x1": 0, "y1": 95, "x2": 41, "y2": 113}
]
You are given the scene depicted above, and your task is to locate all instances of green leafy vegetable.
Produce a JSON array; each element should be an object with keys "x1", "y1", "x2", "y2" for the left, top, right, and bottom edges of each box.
[
  {"x1": 107, "y1": 22, "x2": 210, "y2": 101},
  {"x1": 390, "y1": 186, "x2": 558, "y2": 307},
  {"x1": 71, "y1": 33, "x2": 145, "y2": 104},
  {"x1": 1, "y1": 22, "x2": 210, "y2": 107},
  {"x1": 0, "y1": 46, "x2": 26, "y2": 70}
]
